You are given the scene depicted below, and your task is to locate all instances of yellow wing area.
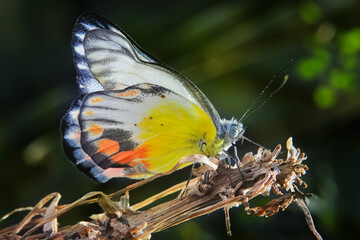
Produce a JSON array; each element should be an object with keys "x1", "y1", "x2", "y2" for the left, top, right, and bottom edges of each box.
[
  {"x1": 80, "y1": 84, "x2": 224, "y2": 180},
  {"x1": 133, "y1": 99, "x2": 220, "y2": 174}
]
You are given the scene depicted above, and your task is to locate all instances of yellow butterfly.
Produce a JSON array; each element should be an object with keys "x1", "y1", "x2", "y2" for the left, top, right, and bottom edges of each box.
[{"x1": 61, "y1": 13, "x2": 244, "y2": 182}]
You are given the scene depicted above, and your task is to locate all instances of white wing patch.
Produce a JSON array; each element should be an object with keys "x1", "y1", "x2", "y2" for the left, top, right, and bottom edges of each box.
[
  {"x1": 84, "y1": 29, "x2": 201, "y2": 107},
  {"x1": 74, "y1": 44, "x2": 85, "y2": 56}
]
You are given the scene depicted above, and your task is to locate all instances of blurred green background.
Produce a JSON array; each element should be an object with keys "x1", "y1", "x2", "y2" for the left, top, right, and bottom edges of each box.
[{"x1": 1, "y1": 0, "x2": 359, "y2": 239}]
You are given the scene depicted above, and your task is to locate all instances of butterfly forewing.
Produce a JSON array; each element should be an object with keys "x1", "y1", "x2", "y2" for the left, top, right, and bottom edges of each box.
[{"x1": 73, "y1": 13, "x2": 221, "y2": 129}]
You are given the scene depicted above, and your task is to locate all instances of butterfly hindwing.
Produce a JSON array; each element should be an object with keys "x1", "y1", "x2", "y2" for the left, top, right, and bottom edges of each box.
[{"x1": 76, "y1": 83, "x2": 217, "y2": 181}]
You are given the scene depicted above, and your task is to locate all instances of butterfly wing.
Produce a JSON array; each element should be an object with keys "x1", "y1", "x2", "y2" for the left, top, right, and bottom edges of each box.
[
  {"x1": 72, "y1": 13, "x2": 221, "y2": 129},
  {"x1": 62, "y1": 13, "x2": 223, "y2": 182},
  {"x1": 63, "y1": 84, "x2": 217, "y2": 182}
]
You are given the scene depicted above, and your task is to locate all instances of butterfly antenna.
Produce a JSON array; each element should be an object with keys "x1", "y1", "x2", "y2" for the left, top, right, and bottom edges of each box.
[
  {"x1": 242, "y1": 74, "x2": 289, "y2": 121},
  {"x1": 240, "y1": 59, "x2": 293, "y2": 122}
]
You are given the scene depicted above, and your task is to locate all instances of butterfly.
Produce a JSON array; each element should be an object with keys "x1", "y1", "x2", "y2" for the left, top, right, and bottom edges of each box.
[{"x1": 61, "y1": 13, "x2": 245, "y2": 183}]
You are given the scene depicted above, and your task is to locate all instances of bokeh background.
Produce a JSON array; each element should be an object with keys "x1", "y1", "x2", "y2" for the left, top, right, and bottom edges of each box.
[{"x1": 1, "y1": 0, "x2": 359, "y2": 239}]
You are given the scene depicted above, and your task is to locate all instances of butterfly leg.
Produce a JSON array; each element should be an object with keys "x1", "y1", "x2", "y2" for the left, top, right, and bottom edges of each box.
[
  {"x1": 226, "y1": 157, "x2": 234, "y2": 188},
  {"x1": 233, "y1": 145, "x2": 241, "y2": 165},
  {"x1": 178, "y1": 163, "x2": 196, "y2": 200},
  {"x1": 186, "y1": 163, "x2": 196, "y2": 187},
  {"x1": 232, "y1": 145, "x2": 244, "y2": 184}
]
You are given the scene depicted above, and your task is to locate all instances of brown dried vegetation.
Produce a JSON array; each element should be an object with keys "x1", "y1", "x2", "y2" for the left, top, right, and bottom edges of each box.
[{"x1": 0, "y1": 138, "x2": 322, "y2": 240}]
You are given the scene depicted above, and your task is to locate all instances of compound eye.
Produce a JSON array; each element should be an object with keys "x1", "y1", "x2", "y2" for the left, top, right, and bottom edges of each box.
[{"x1": 229, "y1": 125, "x2": 239, "y2": 139}]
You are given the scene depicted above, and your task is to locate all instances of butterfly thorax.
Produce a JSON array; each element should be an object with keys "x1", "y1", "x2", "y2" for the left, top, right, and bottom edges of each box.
[{"x1": 218, "y1": 118, "x2": 244, "y2": 151}]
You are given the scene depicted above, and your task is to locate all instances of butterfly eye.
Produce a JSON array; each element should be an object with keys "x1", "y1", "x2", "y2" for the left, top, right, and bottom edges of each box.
[{"x1": 229, "y1": 125, "x2": 240, "y2": 139}]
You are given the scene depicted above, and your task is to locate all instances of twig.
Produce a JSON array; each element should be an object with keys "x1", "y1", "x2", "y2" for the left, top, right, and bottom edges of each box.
[{"x1": 0, "y1": 138, "x2": 322, "y2": 240}]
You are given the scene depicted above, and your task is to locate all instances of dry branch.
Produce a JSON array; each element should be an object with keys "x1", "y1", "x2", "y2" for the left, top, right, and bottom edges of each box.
[{"x1": 0, "y1": 138, "x2": 322, "y2": 240}]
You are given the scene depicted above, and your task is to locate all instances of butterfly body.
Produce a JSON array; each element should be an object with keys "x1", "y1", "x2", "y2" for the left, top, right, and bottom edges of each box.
[{"x1": 62, "y1": 13, "x2": 244, "y2": 183}]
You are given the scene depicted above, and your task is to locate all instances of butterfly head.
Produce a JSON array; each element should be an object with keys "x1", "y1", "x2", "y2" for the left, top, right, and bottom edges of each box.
[{"x1": 219, "y1": 118, "x2": 244, "y2": 150}]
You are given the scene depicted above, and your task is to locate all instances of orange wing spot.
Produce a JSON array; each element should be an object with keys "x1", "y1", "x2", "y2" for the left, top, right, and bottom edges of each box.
[
  {"x1": 84, "y1": 110, "x2": 94, "y2": 116},
  {"x1": 140, "y1": 159, "x2": 150, "y2": 168},
  {"x1": 97, "y1": 139, "x2": 120, "y2": 155},
  {"x1": 91, "y1": 97, "x2": 104, "y2": 103},
  {"x1": 117, "y1": 89, "x2": 139, "y2": 97},
  {"x1": 88, "y1": 124, "x2": 104, "y2": 136},
  {"x1": 111, "y1": 145, "x2": 148, "y2": 165}
]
